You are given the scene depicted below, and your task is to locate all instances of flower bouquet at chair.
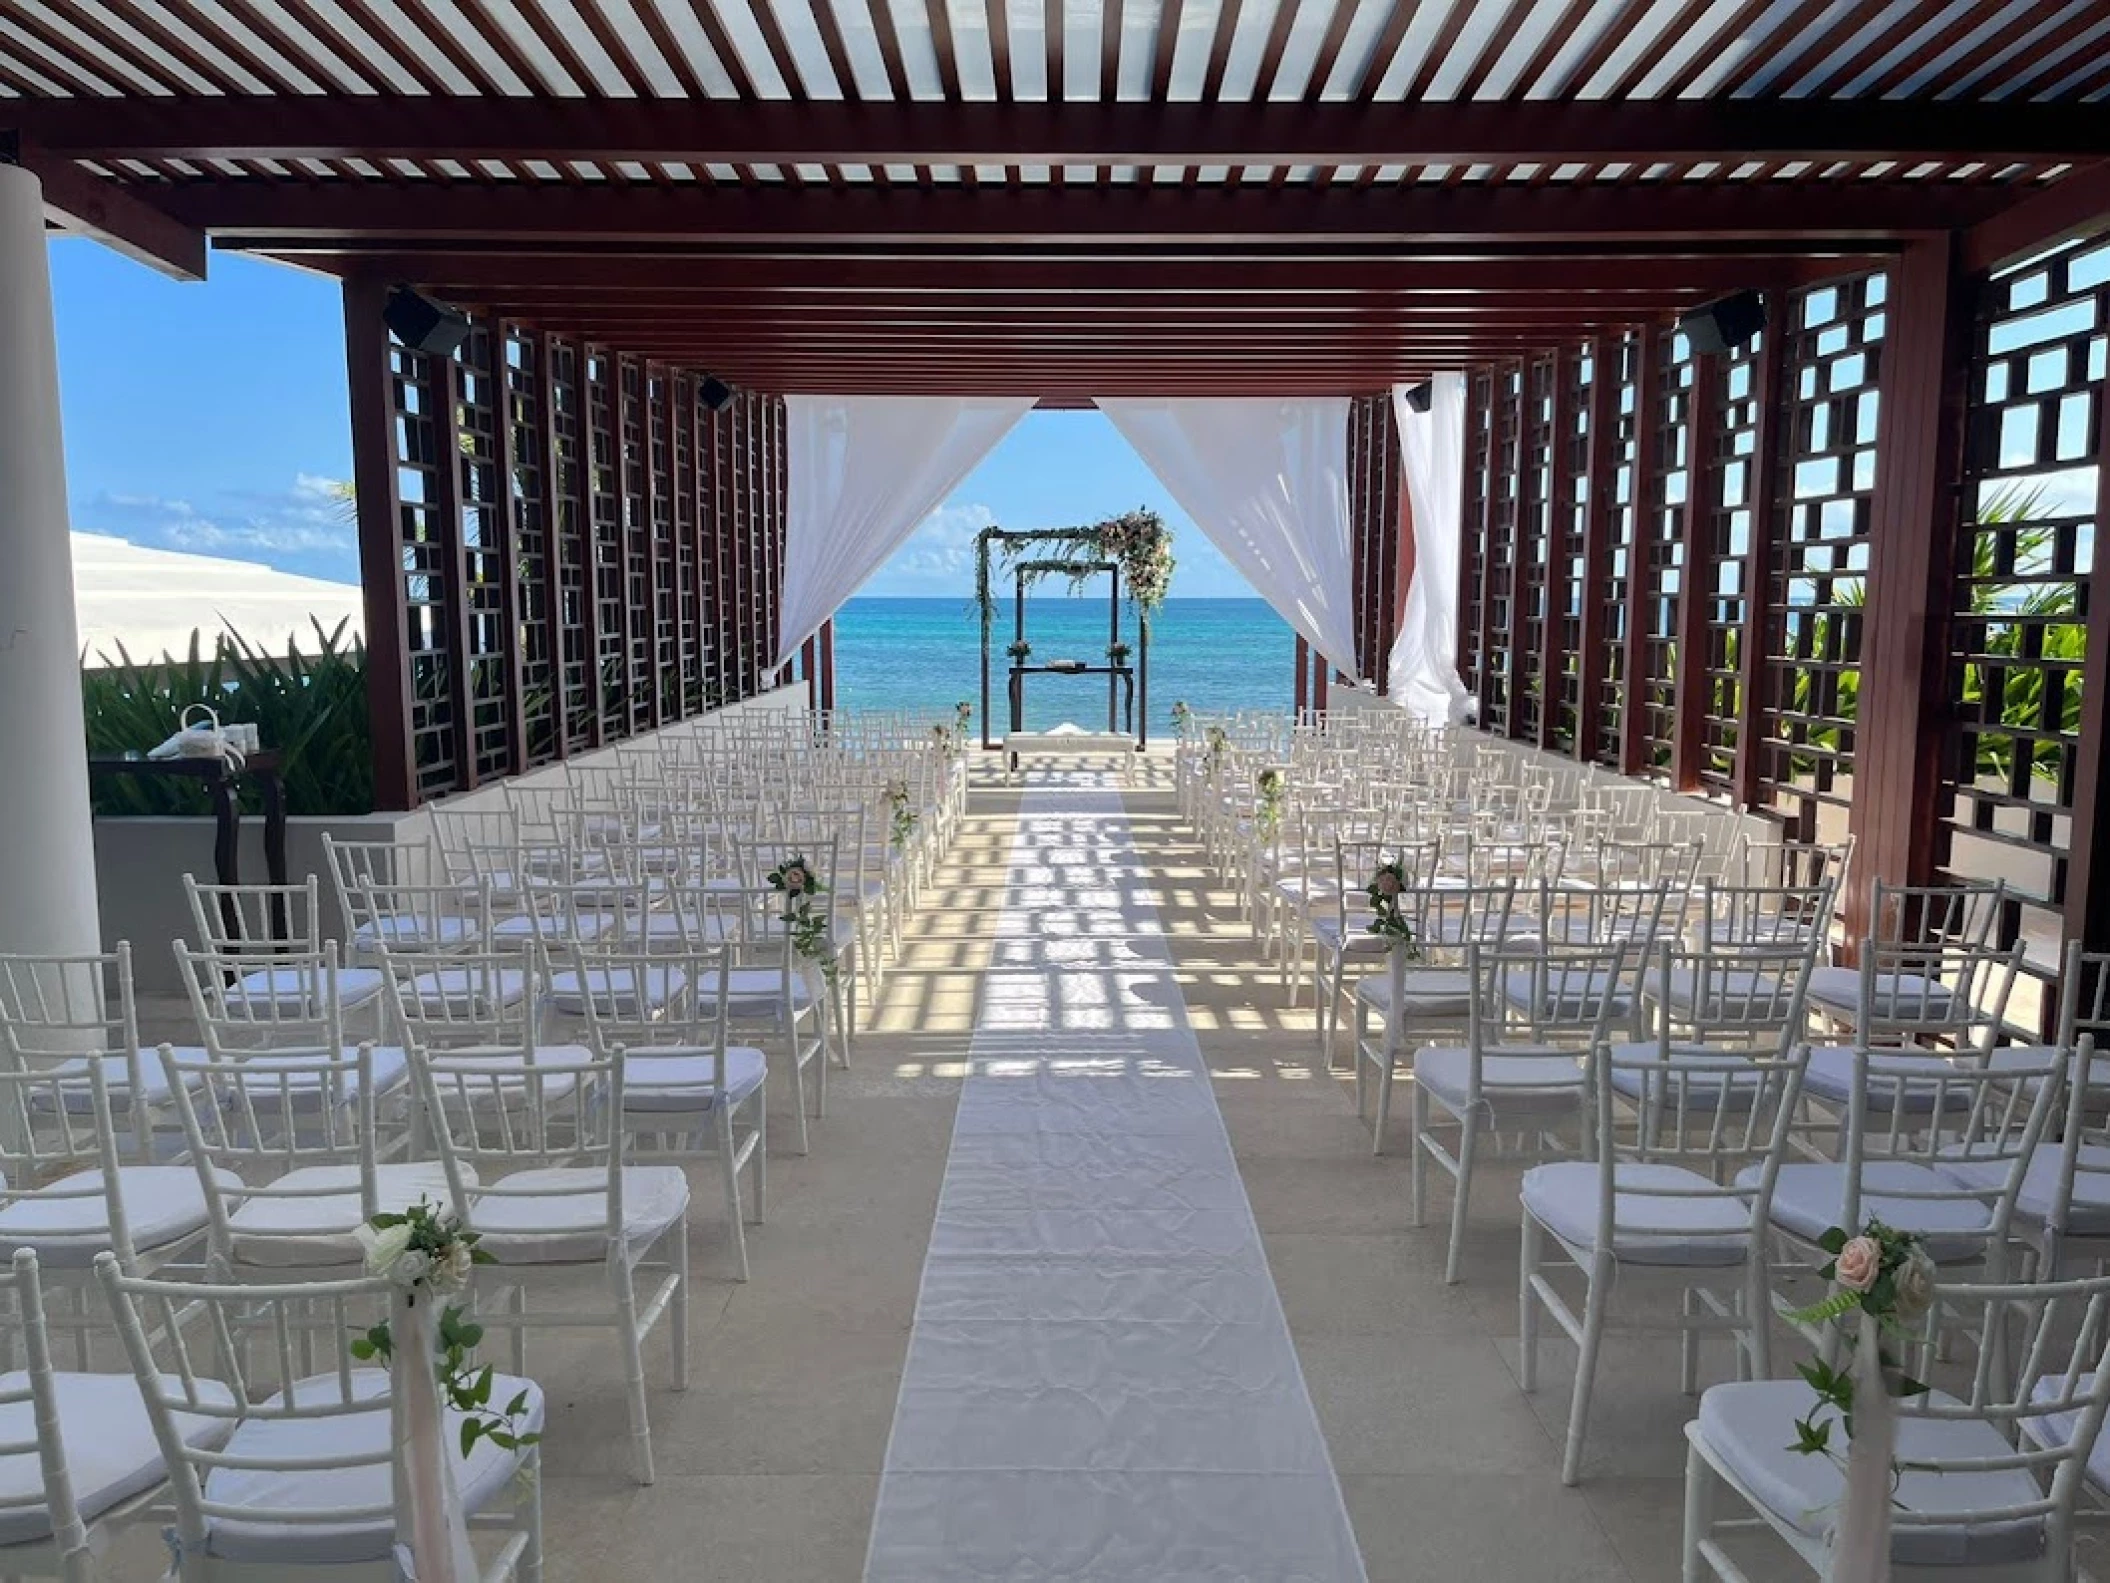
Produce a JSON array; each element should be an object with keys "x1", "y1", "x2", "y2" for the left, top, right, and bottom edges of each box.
[
  {"x1": 1787, "y1": 1220, "x2": 1938, "y2": 1582},
  {"x1": 352, "y1": 1201, "x2": 540, "y2": 1583},
  {"x1": 768, "y1": 853, "x2": 838, "y2": 988},
  {"x1": 1254, "y1": 766, "x2": 1286, "y2": 840},
  {"x1": 1365, "y1": 858, "x2": 1419, "y2": 957},
  {"x1": 885, "y1": 777, "x2": 919, "y2": 852}
]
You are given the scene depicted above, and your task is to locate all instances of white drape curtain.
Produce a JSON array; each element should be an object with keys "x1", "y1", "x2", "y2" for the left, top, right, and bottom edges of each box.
[
  {"x1": 775, "y1": 394, "x2": 1033, "y2": 668},
  {"x1": 1096, "y1": 397, "x2": 1363, "y2": 681},
  {"x1": 1386, "y1": 374, "x2": 1475, "y2": 723}
]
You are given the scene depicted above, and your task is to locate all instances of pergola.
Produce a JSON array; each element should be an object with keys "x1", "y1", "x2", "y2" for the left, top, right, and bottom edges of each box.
[{"x1": 3, "y1": 0, "x2": 2108, "y2": 1012}]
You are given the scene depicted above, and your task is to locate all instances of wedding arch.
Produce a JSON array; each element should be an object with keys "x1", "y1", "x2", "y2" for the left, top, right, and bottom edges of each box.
[{"x1": 971, "y1": 512, "x2": 1174, "y2": 751}]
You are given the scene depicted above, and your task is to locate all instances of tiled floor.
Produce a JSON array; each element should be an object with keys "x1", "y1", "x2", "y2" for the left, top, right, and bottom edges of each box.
[{"x1": 112, "y1": 764, "x2": 1867, "y2": 1580}]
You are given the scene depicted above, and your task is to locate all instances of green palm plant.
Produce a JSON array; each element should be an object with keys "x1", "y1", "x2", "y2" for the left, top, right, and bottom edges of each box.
[{"x1": 81, "y1": 619, "x2": 374, "y2": 816}]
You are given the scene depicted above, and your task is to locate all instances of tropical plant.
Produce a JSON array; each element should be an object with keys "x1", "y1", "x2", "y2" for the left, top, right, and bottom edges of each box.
[
  {"x1": 1775, "y1": 483, "x2": 2071, "y2": 785},
  {"x1": 81, "y1": 619, "x2": 374, "y2": 816}
]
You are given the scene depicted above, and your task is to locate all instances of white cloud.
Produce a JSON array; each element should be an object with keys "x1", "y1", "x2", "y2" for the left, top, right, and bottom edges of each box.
[{"x1": 71, "y1": 476, "x2": 359, "y2": 585}]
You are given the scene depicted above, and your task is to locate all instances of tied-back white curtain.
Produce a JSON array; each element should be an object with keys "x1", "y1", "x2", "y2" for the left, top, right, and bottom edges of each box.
[
  {"x1": 1096, "y1": 397, "x2": 1363, "y2": 681},
  {"x1": 1387, "y1": 374, "x2": 1474, "y2": 723},
  {"x1": 776, "y1": 395, "x2": 1032, "y2": 668}
]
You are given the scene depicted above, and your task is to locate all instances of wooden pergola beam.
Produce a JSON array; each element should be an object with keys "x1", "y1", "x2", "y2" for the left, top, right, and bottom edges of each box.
[
  {"x1": 16, "y1": 97, "x2": 2108, "y2": 168},
  {"x1": 6, "y1": 142, "x2": 205, "y2": 280},
  {"x1": 160, "y1": 180, "x2": 2016, "y2": 247},
  {"x1": 313, "y1": 253, "x2": 1881, "y2": 295}
]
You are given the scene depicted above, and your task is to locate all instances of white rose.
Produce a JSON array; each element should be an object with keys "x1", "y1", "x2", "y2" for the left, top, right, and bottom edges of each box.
[
  {"x1": 391, "y1": 1249, "x2": 432, "y2": 1289},
  {"x1": 356, "y1": 1221, "x2": 414, "y2": 1279},
  {"x1": 1893, "y1": 1247, "x2": 1938, "y2": 1323}
]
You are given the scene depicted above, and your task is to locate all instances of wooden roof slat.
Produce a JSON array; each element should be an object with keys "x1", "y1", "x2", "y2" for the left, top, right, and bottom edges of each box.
[
  {"x1": 219, "y1": 0, "x2": 384, "y2": 95},
  {"x1": 571, "y1": 0, "x2": 671, "y2": 96},
  {"x1": 10, "y1": 6, "x2": 192, "y2": 96}
]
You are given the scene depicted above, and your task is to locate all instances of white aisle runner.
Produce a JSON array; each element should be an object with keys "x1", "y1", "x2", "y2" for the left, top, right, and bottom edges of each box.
[{"x1": 866, "y1": 783, "x2": 1366, "y2": 1581}]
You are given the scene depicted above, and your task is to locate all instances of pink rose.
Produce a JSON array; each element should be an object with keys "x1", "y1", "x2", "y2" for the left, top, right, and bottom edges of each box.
[
  {"x1": 1374, "y1": 870, "x2": 1402, "y2": 898},
  {"x1": 1833, "y1": 1235, "x2": 1881, "y2": 1293},
  {"x1": 783, "y1": 867, "x2": 807, "y2": 895}
]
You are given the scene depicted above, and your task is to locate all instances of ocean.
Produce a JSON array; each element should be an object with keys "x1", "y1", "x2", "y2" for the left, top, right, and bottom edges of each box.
[{"x1": 830, "y1": 596, "x2": 1295, "y2": 737}]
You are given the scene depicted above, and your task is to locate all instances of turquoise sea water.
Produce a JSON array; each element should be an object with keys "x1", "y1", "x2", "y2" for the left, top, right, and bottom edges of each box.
[{"x1": 830, "y1": 596, "x2": 1295, "y2": 737}]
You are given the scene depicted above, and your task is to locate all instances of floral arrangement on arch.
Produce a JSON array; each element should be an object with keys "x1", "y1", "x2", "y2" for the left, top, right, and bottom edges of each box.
[
  {"x1": 1005, "y1": 639, "x2": 1032, "y2": 664},
  {"x1": 1091, "y1": 510, "x2": 1176, "y2": 611},
  {"x1": 1106, "y1": 640, "x2": 1131, "y2": 664},
  {"x1": 351, "y1": 1201, "x2": 540, "y2": 1460},
  {"x1": 1365, "y1": 858, "x2": 1419, "y2": 955},
  {"x1": 767, "y1": 853, "x2": 838, "y2": 986},
  {"x1": 1255, "y1": 766, "x2": 1287, "y2": 840}
]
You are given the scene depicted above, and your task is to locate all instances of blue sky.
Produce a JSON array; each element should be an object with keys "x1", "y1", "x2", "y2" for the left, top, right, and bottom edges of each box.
[{"x1": 47, "y1": 239, "x2": 1254, "y2": 598}]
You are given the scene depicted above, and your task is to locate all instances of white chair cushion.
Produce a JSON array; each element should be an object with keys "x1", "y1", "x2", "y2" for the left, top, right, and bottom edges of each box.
[
  {"x1": 1522, "y1": 1161, "x2": 1749, "y2": 1266},
  {"x1": 1270, "y1": 875, "x2": 1340, "y2": 902},
  {"x1": 470, "y1": 1165, "x2": 690, "y2": 1265},
  {"x1": 1412, "y1": 1045, "x2": 1584, "y2": 1114},
  {"x1": 40, "y1": 1051, "x2": 210, "y2": 1115},
  {"x1": 0, "y1": 1372, "x2": 235, "y2": 1545},
  {"x1": 545, "y1": 965, "x2": 686, "y2": 1017},
  {"x1": 1804, "y1": 966, "x2": 1956, "y2": 1022},
  {"x1": 1696, "y1": 1380, "x2": 2045, "y2": 1567},
  {"x1": 424, "y1": 1048, "x2": 588, "y2": 1107},
  {"x1": 402, "y1": 967, "x2": 530, "y2": 1014},
  {"x1": 1746, "y1": 1160, "x2": 1994, "y2": 1264},
  {"x1": 1500, "y1": 967, "x2": 1633, "y2": 1019},
  {"x1": 620, "y1": 1047, "x2": 768, "y2": 1114},
  {"x1": 2021, "y1": 1372, "x2": 2110, "y2": 1494},
  {"x1": 1354, "y1": 969, "x2": 1476, "y2": 1024},
  {"x1": 218, "y1": 1048, "x2": 412, "y2": 1107},
  {"x1": 1935, "y1": 1144, "x2": 2110, "y2": 1237},
  {"x1": 490, "y1": 909, "x2": 613, "y2": 944},
  {"x1": 693, "y1": 968, "x2": 815, "y2": 1011},
  {"x1": 227, "y1": 1162, "x2": 460, "y2": 1269},
  {"x1": 351, "y1": 915, "x2": 477, "y2": 951},
  {"x1": 1644, "y1": 965, "x2": 1789, "y2": 1019},
  {"x1": 230, "y1": 965, "x2": 385, "y2": 1013},
  {"x1": 1605, "y1": 1045, "x2": 1767, "y2": 1110},
  {"x1": 0, "y1": 1166, "x2": 242, "y2": 1266},
  {"x1": 202, "y1": 1370, "x2": 542, "y2": 1564},
  {"x1": 1311, "y1": 915, "x2": 1388, "y2": 955},
  {"x1": 1801, "y1": 1045, "x2": 1977, "y2": 1112}
]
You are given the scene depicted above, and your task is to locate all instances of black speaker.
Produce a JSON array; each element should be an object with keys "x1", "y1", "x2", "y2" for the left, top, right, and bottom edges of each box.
[
  {"x1": 699, "y1": 375, "x2": 736, "y2": 413},
  {"x1": 1403, "y1": 381, "x2": 1433, "y2": 414},
  {"x1": 1677, "y1": 289, "x2": 1767, "y2": 355},
  {"x1": 383, "y1": 288, "x2": 471, "y2": 358}
]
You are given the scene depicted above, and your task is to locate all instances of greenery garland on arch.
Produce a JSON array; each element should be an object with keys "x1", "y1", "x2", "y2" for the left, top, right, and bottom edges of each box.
[{"x1": 971, "y1": 510, "x2": 1175, "y2": 626}]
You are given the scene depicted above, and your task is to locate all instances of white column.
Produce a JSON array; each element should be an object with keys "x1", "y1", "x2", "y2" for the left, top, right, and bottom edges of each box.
[{"x1": 0, "y1": 165, "x2": 101, "y2": 963}]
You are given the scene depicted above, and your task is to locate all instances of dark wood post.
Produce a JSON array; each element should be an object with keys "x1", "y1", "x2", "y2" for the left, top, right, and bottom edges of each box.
[
  {"x1": 1505, "y1": 364, "x2": 1530, "y2": 738},
  {"x1": 1293, "y1": 633, "x2": 1310, "y2": 716},
  {"x1": 1734, "y1": 299, "x2": 1788, "y2": 810},
  {"x1": 819, "y1": 618, "x2": 837, "y2": 714},
  {"x1": 1575, "y1": 335, "x2": 1617, "y2": 764},
  {"x1": 1673, "y1": 348, "x2": 1720, "y2": 792},
  {"x1": 1846, "y1": 234, "x2": 1972, "y2": 945},
  {"x1": 1621, "y1": 323, "x2": 1663, "y2": 777},
  {"x1": 342, "y1": 278, "x2": 415, "y2": 811},
  {"x1": 1476, "y1": 374, "x2": 1501, "y2": 728}
]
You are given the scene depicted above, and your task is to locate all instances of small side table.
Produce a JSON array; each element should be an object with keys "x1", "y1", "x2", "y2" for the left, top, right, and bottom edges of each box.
[{"x1": 87, "y1": 750, "x2": 290, "y2": 944}]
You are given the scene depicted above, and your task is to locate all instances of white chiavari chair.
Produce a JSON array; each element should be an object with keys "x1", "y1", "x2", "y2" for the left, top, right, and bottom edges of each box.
[
  {"x1": 1520, "y1": 940, "x2": 1817, "y2": 1484},
  {"x1": 412, "y1": 1043, "x2": 686, "y2": 1487},
  {"x1": 96, "y1": 1254, "x2": 544, "y2": 1579}
]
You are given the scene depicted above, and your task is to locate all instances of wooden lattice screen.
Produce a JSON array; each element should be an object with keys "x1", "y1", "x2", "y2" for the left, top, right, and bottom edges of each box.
[
  {"x1": 350, "y1": 291, "x2": 790, "y2": 810},
  {"x1": 1942, "y1": 230, "x2": 2110, "y2": 1021}
]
